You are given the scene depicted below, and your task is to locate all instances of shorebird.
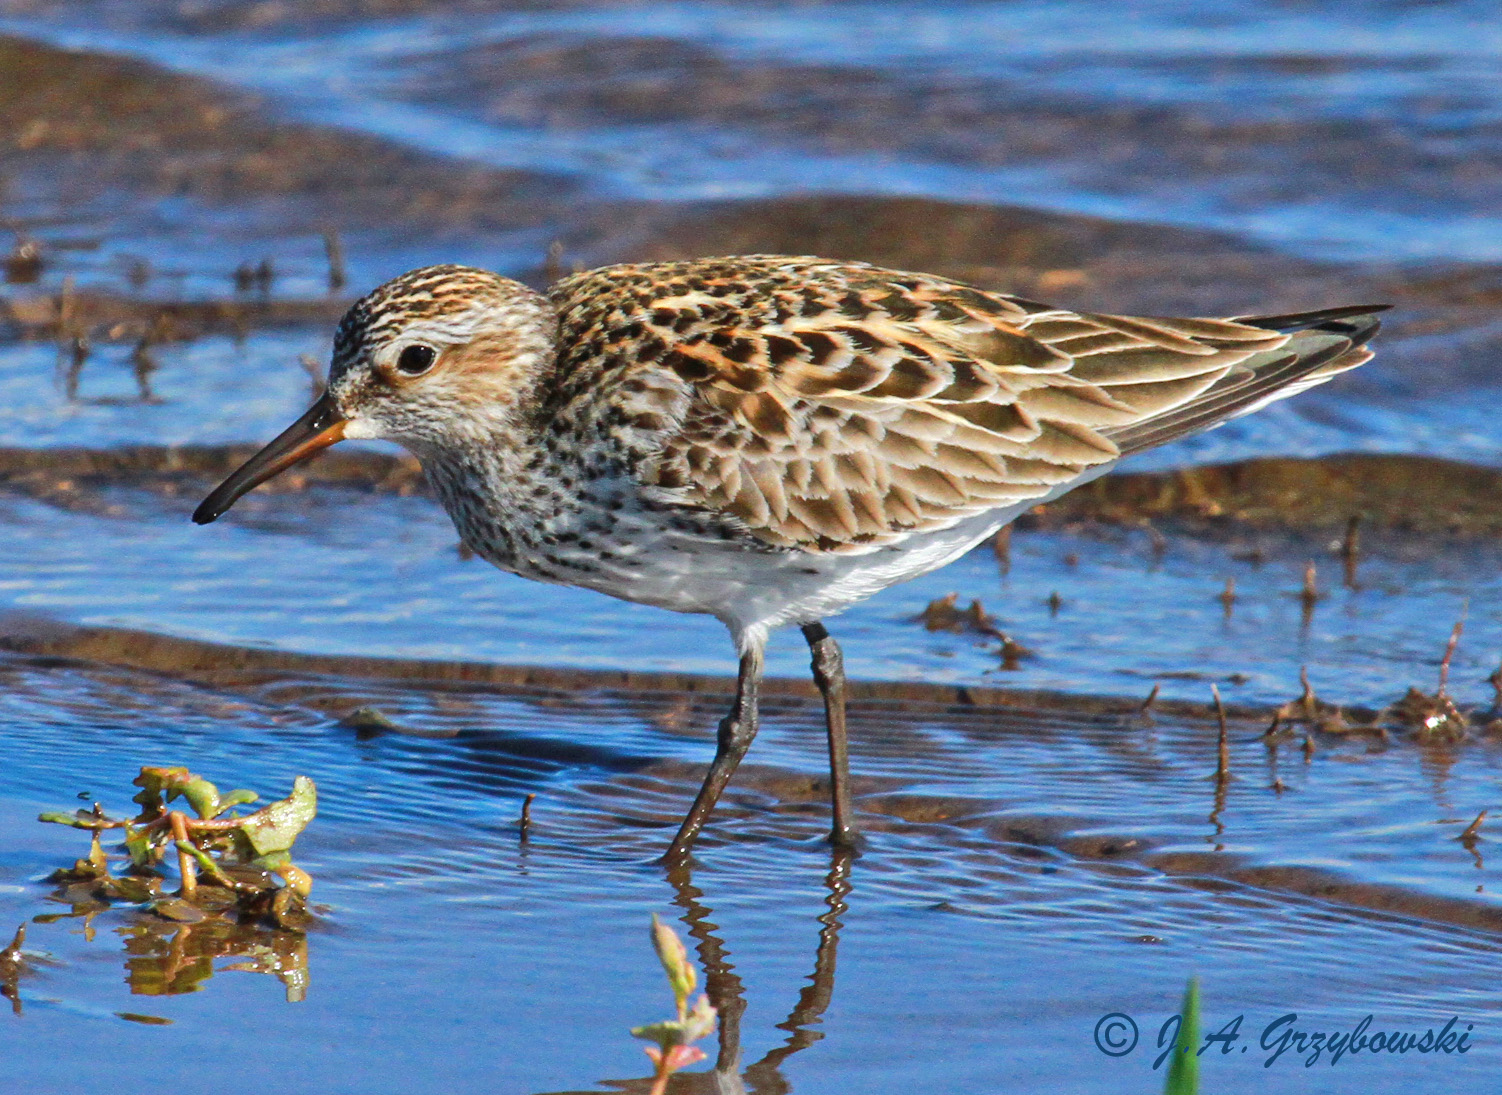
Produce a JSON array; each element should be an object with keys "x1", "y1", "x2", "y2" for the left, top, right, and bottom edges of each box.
[{"x1": 194, "y1": 256, "x2": 1383, "y2": 860}]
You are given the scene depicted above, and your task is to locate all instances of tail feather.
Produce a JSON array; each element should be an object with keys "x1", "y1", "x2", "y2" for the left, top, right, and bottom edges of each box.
[
  {"x1": 1234, "y1": 303, "x2": 1391, "y2": 332},
  {"x1": 1107, "y1": 306, "x2": 1386, "y2": 457}
]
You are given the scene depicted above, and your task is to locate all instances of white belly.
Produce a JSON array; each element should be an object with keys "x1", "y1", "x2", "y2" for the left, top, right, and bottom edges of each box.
[{"x1": 537, "y1": 463, "x2": 1117, "y2": 649}]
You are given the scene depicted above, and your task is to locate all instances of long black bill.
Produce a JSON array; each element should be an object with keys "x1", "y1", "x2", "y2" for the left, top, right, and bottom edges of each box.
[{"x1": 192, "y1": 392, "x2": 348, "y2": 525}]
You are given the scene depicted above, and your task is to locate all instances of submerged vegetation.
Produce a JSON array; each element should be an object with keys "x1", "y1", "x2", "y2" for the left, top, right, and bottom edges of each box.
[
  {"x1": 0, "y1": 766, "x2": 321, "y2": 1012},
  {"x1": 40, "y1": 765, "x2": 317, "y2": 931}
]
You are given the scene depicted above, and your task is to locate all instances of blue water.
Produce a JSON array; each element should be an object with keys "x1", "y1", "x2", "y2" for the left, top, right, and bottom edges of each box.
[
  {"x1": 8, "y1": 0, "x2": 1502, "y2": 262},
  {"x1": 2, "y1": 5, "x2": 1501, "y2": 1092}
]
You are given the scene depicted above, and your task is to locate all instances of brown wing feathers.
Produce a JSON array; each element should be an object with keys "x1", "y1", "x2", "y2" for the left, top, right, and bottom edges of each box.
[
  {"x1": 552, "y1": 257, "x2": 1383, "y2": 553},
  {"x1": 1105, "y1": 308, "x2": 1385, "y2": 456}
]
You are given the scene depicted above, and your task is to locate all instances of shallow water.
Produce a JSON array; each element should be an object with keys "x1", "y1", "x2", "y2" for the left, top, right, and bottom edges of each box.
[
  {"x1": 4, "y1": 479, "x2": 1502, "y2": 708},
  {"x1": 1, "y1": 2, "x2": 1501, "y2": 1091},
  {"x1": 12, "y1": 1, "x2": 1502, "y2": 262},
  {"x1": 3, "y1": 650, "x2": 1502, "y2": 1093}
]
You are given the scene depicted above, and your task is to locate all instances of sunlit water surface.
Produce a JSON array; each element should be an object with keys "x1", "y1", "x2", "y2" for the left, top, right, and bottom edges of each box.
[{"x1": 1, "y1": 2, "x2": 1501, "y2": 1091}]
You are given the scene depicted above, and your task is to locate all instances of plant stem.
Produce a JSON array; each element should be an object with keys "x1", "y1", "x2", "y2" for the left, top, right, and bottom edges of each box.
[
  {"x1": 648, "y1": 1054, "x2": 672, "y2": 1095},
  {"x1": 169, "y1": 812, "x2": 197, "y2": 897}
]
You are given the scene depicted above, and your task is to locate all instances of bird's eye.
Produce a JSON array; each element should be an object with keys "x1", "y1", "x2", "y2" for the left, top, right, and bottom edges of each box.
[{"x1": 395, "y1": 343, "x2": 437, "y2": 376}]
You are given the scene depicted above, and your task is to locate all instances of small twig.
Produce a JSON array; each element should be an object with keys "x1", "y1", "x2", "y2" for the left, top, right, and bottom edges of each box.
[
  {"x1": 992, "y1": 526, "x2": 1011, "y2": 576},
  {"x1": 519, "y1": 793, "x2": 536, "y2": 837},
  {"x1": 1340, "y1": 515, "x2": 1361, "y2": 588},
  {"x1": 1297, "y1": 667, "x2": 1317, "y2": 719},
  {"x1": 122, "y1": 255, "x2": 151, "y2": 290},
  {"x1": 130, "y1": 338, "x2": 158, "y2": 402},
  {"x1": 1, "y1": 923, "x2": 23, "y2": 962},
  {"x1": 1340, "y1": 515, "x2": 1361, "y2": 561},
  {"x1": 1299, "y1": 562, "x2": 1322, "y2": 609},
  {"x1": 64, "y1": 335, "x2": 88, "y2": 401},
  {"x1": 1139, "y1": 683, "x2": 1160, "y2": 715},
  {"x1": 542, "y1": 239, "x2": 565, "y2": 284},
  {"x1": 322, "y1": 228, "x2": 347, "y2": 293},
  {"x1": 1458, "y1": 810, "x2": 1488, "y2": 845},
  {"x1": 1438, "y1": 605, "x2": 1468, "y2": 700},
  {"x1": 1145, "y1": 521, "x2": 1166, "y2": 561},
  {"x1": 299, "y1": 353, "x2": 326, "y2": 400},
  {"x1": 1218, "y1": 576, "x2": 1236, "y2": 614},
  {"x1": 1211, "y1": 684, "x2": 1230, "y2": 785}
]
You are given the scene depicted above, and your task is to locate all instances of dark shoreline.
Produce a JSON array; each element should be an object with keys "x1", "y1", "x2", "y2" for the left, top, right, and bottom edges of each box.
[{"x1": 3, "y1": 444, "x2": 1497, "y2": 535}]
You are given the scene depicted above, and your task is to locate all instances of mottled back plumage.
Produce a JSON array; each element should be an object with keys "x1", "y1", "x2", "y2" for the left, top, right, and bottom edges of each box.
[{"x1": 547, "y1": 255, "x2": 1379, "y2": 554}]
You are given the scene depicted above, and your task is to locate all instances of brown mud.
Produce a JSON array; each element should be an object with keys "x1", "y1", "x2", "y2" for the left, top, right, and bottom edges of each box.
[
  {"x1": 408, "y1": 31, "x2": 1502, "y2": 225},
  {"x1": 3, "y1": 443, "x2": 1497, "y2": 536},
  {"x1": 0, "y1": 610, "x2": 1237, "y2": 717},
  {"x1": 0, "y1": 34, "x2": 575, "y2": 260}
]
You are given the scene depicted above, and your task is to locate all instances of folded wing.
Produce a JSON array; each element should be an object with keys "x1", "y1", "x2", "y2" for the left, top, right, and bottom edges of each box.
[{"x1": 555, "y1": 257, "x2": 1383, "y2": 553}]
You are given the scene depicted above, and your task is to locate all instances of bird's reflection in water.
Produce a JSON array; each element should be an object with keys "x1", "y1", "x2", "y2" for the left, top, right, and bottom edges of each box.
[{"x1": 554, "y1": 849, "x2": 853, "y2": 1095}]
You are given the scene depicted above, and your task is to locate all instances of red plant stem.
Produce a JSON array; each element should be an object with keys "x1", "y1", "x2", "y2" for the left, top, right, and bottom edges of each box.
[
  {"x1": 169, "y1": 811, "x2": 197, "y2": 897},
  {"x1": 648, "y1": 1055, "x2": 672, "y2": 1095},
  {"x1": 1439, "y1": 612, "x2": 1466, "y2": 698}
]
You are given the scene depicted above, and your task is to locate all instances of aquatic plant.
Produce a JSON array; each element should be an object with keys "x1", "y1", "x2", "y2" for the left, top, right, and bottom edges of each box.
[
  {"x1": 631, "y1": 914, "x2": 717, "y2": 1095},
  {"x1": 39, "y1": 765, "x2": 316, "y2": 929},
  {"x1": 1163, "y1": 977, "x2": 1200, "y2": 1095}
]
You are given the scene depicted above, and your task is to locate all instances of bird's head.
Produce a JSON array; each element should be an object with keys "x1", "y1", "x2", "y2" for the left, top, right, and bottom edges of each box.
[{"x1": 193, "y1": 264, "x2": 555, "y2": 524}]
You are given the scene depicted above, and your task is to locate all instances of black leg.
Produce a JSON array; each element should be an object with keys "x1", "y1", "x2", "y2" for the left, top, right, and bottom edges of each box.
[
  {"x1": 665, "y1": 642, "x2": 764, "y2": 863},
  {"x1": 802, "y1": 621, "x2": 857, "y2": 847}
]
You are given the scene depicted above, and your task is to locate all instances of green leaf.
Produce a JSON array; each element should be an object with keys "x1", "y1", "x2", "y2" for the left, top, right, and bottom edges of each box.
[
  {"x1": 123, "y1": 824, "x2": 157, "y2": 867},
  {"x1": 630, "y1": 1019, "x2": 689, "y2": 1049},
  {"x1": 38, "y1": 811, "x2": 92, "y2": 827},
  {"x1": 132, "y1": 766, "x2": 191, "y2": 817},
  {"x1": 109, "y1": 875, "x2": 159, "y2": 903},
  {"x1": 276, "y1": 861, "x2": 313, "y2": 898},
  {"x1": 150, "y1": 897, "x2": 207, "y2": 923},
  {"x1": 177, "y1": 777, "x2": 222, "y2": 819},
  {"x1": 219, "y1": 789, "x2": 260, "y2": 813},
  {"x1": 629, "y1": 996, "x2": 717, "y2": 1050},
  {"x1": 650, "y1": 913, "x2": 696, "y2": 1012},
  {"x1": 87, "y1": 830, "x2": 107, "y2": 872},
  {"x1": 175, "y1": 841, "x2": 237, "y2": 890},
  {"x1": 238, "y1": 777, "x2": 317, "y2": 857},
  {"x1": 1164, "y1": 976, "x2": 1200, "y2": 1095}
]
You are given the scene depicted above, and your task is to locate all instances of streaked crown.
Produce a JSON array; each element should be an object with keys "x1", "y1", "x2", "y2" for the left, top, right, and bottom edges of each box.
[{"x1": 326, "y1": 264, "x2": 557, "y2": 447}]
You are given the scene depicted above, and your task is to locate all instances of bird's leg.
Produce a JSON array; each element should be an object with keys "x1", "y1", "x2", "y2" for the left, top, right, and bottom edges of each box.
[
  {"x1": 802, "y1": 621, "x2": 857, "y2": 847},
  {"x1": 665, "y1": 641, "x2": 765, "y2": 862}
]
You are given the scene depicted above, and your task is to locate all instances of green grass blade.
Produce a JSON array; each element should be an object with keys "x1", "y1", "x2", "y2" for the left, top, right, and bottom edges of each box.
[{"x1": 1163, "y1": 976, "x2": 1200, "y2": 1095}]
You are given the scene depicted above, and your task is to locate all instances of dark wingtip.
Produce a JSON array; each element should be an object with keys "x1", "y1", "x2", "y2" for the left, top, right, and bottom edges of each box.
[{"x1": 1237, "y1": 303, "x2": 1393, "y2": 332}]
